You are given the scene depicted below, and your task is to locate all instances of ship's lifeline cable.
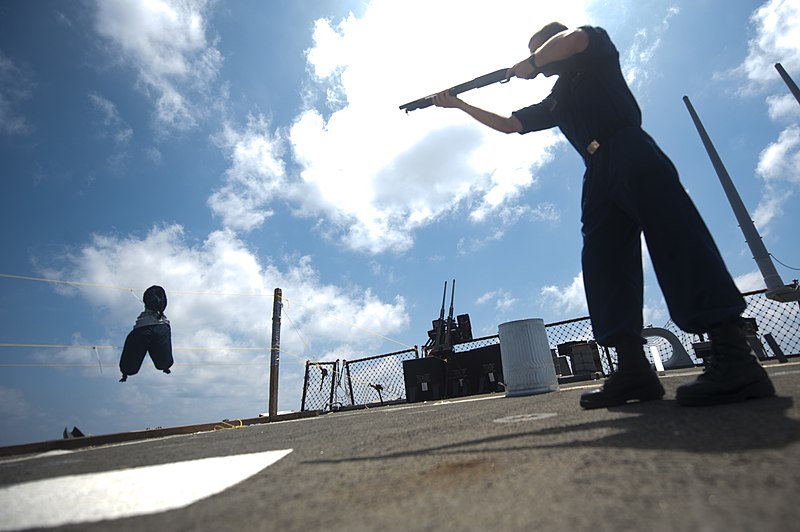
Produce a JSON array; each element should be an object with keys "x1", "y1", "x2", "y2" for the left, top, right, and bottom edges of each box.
[{"x1": 0, "y1": 272, "x2": 413, "y2": 349}]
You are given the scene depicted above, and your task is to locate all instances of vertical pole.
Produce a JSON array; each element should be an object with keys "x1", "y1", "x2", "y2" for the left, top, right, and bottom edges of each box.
[
  {"x1": 300, "y1": 361, "x2": 310, "y2": 412},
  {"x1": 775, "y1": 63, "x2": 800, "y2": 106},
  {"x1": 328, "y1": 360, "x2": 339, "y2": 411},
  {"x1": 269, "y1": 288, "x2": 282, "y2": 418},
  {"x1": 682, "y1": 96, "x2": 787, "y2": 295},
  {"x1": 345, "y1": 361, "x2": 355, "y2": 407}
]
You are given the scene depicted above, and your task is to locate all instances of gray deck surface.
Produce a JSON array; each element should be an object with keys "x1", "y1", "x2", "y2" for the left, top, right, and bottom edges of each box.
[{"x1": 2, "y1": 362, "x2": 799, "y2": 531}]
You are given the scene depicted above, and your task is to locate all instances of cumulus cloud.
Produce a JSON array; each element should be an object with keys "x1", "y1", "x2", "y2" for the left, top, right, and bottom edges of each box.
[
  {"x1": 732, "y1": 0, "x2": 800, "y2": 235},
  {"x1": 473, "y1": 289, "x2": 520, "y2": 334},
  {"x1": 736, "y1": 0, "x2": 800, "y2": 90},
  {"x1": 208, "y1": 0, "x2": 586, "y2": 253},
  {"x1": 539, "y1": 271, "x2": 588, "y2": 317},
  {"x1": 39, "y1": 224, "x2": 409, "y2": 419},
  {"x1": 752, "y1": 125, "x2": 800, "y2": 231},
  {"x1": 766, "y1": 93, "x2": 800, "y2": 122},
  {"x1": 537, "y1": 269, "x2": 669, "y2": 327},
  {"x1": 476, "y1": 289, "x2": 518, "y2": 312},
  {"x1": 0, "y1": 51, "x2": 34, "y2": 135},
  {"x1": 735, "y1": 270, "x2": 768, "y2": 293},
  {"x1": 93, "y1": 0, "x2": 222, "y2": 131},
  {"x1": 208, "y1": 114, "x2": 287, "y2": 231}
]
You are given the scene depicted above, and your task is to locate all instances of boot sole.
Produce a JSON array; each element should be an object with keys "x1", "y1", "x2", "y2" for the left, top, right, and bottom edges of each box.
[
  {"x1": 676, "y1": 378, "x2": 776, "y2": 407},
  {"x1": 580, "y1": 385, "x2": 665, "y2": 410}
]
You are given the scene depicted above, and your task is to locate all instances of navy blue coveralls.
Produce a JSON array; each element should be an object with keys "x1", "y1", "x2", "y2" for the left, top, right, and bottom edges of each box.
[
  {"x1": 119, "y1": 285, "x2": 173, "y2": 381},
  {"x1": 513, "y1": 26, "x2": 745, "y2": 346}
]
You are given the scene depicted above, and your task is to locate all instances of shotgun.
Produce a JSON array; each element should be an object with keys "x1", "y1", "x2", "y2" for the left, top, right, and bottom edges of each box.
[{"x1": 399, "y1": 68, "x2": 509, "y2": 113}]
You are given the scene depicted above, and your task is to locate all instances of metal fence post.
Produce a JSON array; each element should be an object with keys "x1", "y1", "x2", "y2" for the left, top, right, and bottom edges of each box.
[
  {"x1": 269, "y1": 288, "x2": 282, "y2": 418},
  {"x1": 300, "y1": 361, "x2": 310, "y2": 411},
  {"x1": 329, "y1": 360, "x2": 339, "y2": 410},
  {"x1": 344, "y1": 361, "x2": 355, "y2": 407}
]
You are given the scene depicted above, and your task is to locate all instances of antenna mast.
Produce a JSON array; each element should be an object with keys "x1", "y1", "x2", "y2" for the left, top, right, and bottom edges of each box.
[{"x1": 682, "y1": 96, "x2": 798, "y2": 302}]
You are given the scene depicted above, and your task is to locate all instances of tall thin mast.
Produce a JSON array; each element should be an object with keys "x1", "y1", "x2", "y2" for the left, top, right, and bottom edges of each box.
[
  {"x1": 775, "y1": 63, "x2": 800, "y2": 106},
  {"x1": 682, "y1": 95, "x2": 798, "y2": 302}
]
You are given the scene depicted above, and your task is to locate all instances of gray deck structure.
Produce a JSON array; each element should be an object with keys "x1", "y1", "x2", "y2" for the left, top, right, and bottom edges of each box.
[{"x1": 2, "y1": 362, "x2": 799, "y2": 531}]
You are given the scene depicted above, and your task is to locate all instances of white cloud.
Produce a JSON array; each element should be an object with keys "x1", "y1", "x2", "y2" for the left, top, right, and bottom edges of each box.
[
  {"x1": 475, "y1": 290, "x2": 518, "y2": 312},
  {"x1": 736, "y1": 0, "x2": 800, "y2": 90},
  {"x1": 456, "y1": 201, "x2": 560, "y2": 255},
  {"x1": 0, "y1": 51, "x2": 34, "y2": 136},
  {"x1": 539, "y1": 271, "x2": 588, "y2": 317},
  {"x1": 208, "y1": 1, "x2": 588, "y2": 254},
  {"x1": 208, "y1": 115, "x2": 287, "y2": 232},
  {"x1": 731, "y1": 0, "x2": 800, "y2": 235},
  {"x1": 93, "y1": 0, "x2": 222, "y2": 131},
  {"x1": 756, "y1": 125, "x2": 800, "y2": 185},
  {"x1": 40, "y1": 224, "x2": 410, "y2": 418},
  {"x1": 766, "y1": 93, "x2": 800, "y2": 122},
  {"x1": 622, "y1": 6, "x2": 680, "y2": 90},
  {"x1": 643, "y1": 303, "x2": 668, "y2": 328},
  {"x1": 735, "y1": 270, "x2": 768, "y2": 293},
  {"x1": 753, "y1": 125, "x2": 800, "y2": 231},
  {"x1": 88, "y1": 92, "x2": 133, "y2": 169}
]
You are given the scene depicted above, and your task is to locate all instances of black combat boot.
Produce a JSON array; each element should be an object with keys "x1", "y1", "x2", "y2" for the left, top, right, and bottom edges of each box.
[
  {"x1": 676, "y1": 317, "x2": 775, "y2": 406},
  {"x1": 580, "y1": 337, "x2": 665, "y2": 409}
]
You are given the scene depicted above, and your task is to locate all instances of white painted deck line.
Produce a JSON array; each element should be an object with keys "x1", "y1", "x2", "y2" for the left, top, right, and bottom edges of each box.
[{"x1": 0, "y1": 448, "x2": 292, "y2": 531}]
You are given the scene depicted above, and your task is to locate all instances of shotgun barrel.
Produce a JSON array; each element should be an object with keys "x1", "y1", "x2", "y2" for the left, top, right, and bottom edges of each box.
[{"x1": 399, "y1": 68, "x2": 509, "y2": 113}]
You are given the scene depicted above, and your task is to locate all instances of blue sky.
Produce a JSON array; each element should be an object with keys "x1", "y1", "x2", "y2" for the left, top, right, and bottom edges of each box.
[{"x1": 0, "y1": 0, "x2": 798, "y2": 447}]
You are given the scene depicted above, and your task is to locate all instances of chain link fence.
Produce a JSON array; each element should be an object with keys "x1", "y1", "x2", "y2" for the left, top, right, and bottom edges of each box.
[
  {"x1": 301, "y1": 289, "x2": 798, "y2": 411},
  {"x1": 301, "y1": 348, "x2": 419, "y2": 412},
  {"x1": 342, "y1": 348, "x2": 419, "y2": 408},
  {"x1": 452, "y1": 335, "x2": 500, "y2": 353},
  {"x1": 300, "y1": 361, "x2": 338, "y2": 412}
]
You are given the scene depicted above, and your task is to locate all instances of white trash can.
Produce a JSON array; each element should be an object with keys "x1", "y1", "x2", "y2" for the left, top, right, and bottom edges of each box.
[{"x1": 498, "y1": 318, "x2": 558, "y2": 397}]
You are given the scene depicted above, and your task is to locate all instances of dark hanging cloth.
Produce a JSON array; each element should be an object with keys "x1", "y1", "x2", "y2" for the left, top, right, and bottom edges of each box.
[{"x1": 119, "y1": 285, "x2": 174, "y2": 382}]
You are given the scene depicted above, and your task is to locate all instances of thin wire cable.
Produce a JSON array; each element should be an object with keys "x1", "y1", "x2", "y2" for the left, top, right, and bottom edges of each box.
[
  {"x1": 281, "y1": 300, "x2": 313, "y2": 356},
  {"x1": 0, "y1": 344, "x2": 315, "y2": 368},
  {"x1": 0, "y1": 359, "x2": 321, "y2": 368},
  {"x1": 0, "y1": 274, "x2": 416, "y2": 402},
  {"x1": 0, "y1": 344, "x2": 270, "y2": 351},
  {"x1": 1, "y1": 340, "x2": 402, "y2": 393},
  {"x1": 770, "y1": 253, "x2": 800, "y2": 271},
  {"x1": 0, "y1": 363, "x2": 270, "y2": 367},
  {"x1": 1, "y1": 272, "x2": 413, "y2": 349},
  {"x1": 0, "y1": 273, "x2": 277, "y2": 298},
  {"x1": 0, "y1": 273, "x2": 139, "y2": 291},
  {"x1": 278, "y1": 293, "x2": 414, "y2": 350}
]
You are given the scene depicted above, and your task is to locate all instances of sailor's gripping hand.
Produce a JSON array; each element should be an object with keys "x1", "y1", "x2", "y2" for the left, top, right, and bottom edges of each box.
[
  {"x1": 506, "y1": 56, "x2": 539, "y2": 81},
  {"x1": 432, "y1": 90, "x2": 463, "y2": 109}
]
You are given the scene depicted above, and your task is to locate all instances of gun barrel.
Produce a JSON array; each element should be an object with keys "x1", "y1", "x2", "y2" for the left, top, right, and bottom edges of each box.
[
  {"x1": 444, "y1": 279, "x2": 455, "y2": 346},
  {"x1": 432, "y1": 281, "x2": 447, "y2": 350},
  {"x1": 399, "y1": 68, "x2": 509, "y2": 112}
]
